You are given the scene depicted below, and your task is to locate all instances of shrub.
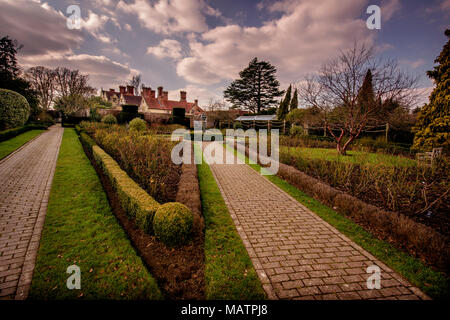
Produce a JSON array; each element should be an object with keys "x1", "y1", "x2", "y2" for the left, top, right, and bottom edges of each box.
[
  {"x1": 0, "y1": 89, "x2": 31, "y2": 130},
  {"x1": 290, "y1": 125, "x2": 304, "y2": 136},
  {"x1": 129, "y1": 117, "x2": 147, "y2": 132},
  {"x1": 153, "y1": 202, "x2": 193, "y2": 247},
  {"x1": 233, "y1": 121, "x2": 243, "y2": 129},
  {"x1": 101, "y1": 114, "x2": 118, "y2": 125}
]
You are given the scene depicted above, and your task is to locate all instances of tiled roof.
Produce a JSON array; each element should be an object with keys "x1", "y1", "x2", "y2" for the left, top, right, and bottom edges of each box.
[
  {"x1": 143, "y1": 96, "x2": 204, "y2": 113},
  {"x1": 123, "y1": 95, "x2": 142, "y2": 106}
]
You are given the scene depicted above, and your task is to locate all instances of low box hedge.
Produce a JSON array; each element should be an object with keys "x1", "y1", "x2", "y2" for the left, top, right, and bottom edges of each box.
[
  {"x1": 0, "y1": 123, "x2": 49, "y2": 142},
  {"x1": 92, "y1": 144, "x2": 160, "y2": 234}
]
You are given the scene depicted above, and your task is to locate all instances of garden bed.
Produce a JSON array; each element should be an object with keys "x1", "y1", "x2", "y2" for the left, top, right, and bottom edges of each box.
[
  {"x1": 77, "y1": 124, "x2": 205, "y2": 299},
  {"x1": 230, "y1": 141, "x2": 449, "y2": 273},
  {"x1": 30, "y1": 129, "x2": 162, "y2": 299}
]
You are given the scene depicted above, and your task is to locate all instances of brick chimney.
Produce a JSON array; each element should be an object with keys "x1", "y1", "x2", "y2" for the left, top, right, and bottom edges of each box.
[
  {"x1": 180, "y1": 91, "x2": 186, "y2": 102},
  {"x1": 119, "y1": 86, "x2": 126, "y2": 94},
  {"x1": 163, "y1": 91, "x2": 168, "y2": 100},
  {"x1": 194, "y1": 99, "x2": 198, "y2": 106},
  {"x1": 157, "y1": 86, "x2": 163, "y2": 99},
  {"x1": 142, "y1": 86, "x2": 152, "y2": 97},
  {"x1": 150, "y1": 89, "x2": 156, "y2": 99},
  {"x1": 126, "y1": 85, "x2": 134, "y2": 95},
  {"x1": 109, "y1": 88, "x2": 115, "y2": 93}
]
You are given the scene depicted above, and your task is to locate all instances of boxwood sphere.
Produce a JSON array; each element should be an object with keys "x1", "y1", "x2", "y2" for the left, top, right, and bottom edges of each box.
[
  {"x1": 129, "y1": 117, "x2": 147, "y2": 132},
  {"x1": 101, "y1": 114, "x2": 117, "y2": 124},
  {"x1": 0, "y1": 89, "x2": 31, "y2": 130},
  {"x1": 153, "y1": 203, "x2": 193, "y2": 247}
]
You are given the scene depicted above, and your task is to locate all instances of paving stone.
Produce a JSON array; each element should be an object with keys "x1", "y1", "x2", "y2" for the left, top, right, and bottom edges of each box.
[{"x1": 0, "y1": 126, "x2": 63, "y2": 300}]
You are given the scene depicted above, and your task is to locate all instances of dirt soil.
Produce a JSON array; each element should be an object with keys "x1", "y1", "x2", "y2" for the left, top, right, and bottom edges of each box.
[{"x1": 85, "y1": 146, "x2": 205, "y2": 300}]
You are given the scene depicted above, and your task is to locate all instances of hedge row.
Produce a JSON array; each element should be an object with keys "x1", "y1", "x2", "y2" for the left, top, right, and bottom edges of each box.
[
  {"x1": 0, "y1": 124, "x2": 50, "y2": 142},
  {"x1": 78, "y1": 129, "x2": 195, "y2": 246},
  {"x1": 92, "y1": 144, "x2": 160, "y2": 234}
]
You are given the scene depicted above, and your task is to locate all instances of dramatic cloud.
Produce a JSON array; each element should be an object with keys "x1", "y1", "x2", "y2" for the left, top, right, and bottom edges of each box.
[
  {"x1": 176, "y1": 0, "x2": 373, "y2": 85},
  {"x1": 0, "y1": 0, "x2": 83, "y2": 56},
  {"x1": 117, "y1": 0, "x2": 221, "y2": 34},
  {"x1": 147, "y1": 39, "x2": 183, "y2": 59},
  {"x1": 20, "y1": 53, "x2": 138, "y2": 90}
]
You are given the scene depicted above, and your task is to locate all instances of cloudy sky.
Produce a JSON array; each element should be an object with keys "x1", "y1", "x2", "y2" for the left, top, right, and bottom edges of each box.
[{"x1": 0, "y1": 0, "x2": 448, "y2": 106}]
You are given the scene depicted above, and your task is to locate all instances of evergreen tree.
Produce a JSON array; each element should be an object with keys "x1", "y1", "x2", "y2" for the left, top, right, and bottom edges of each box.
[
  {"x1": 277, "y1": 85, "x2": 291, "y2": 120},
  {"x1": 356, "y1": 69, "x2": 376, "y2": 115},
  {"x1": 224, "y1": 57, "x2": 283, "y2": 113},
  {"x1": 290, "y1": 87, "x2": 298, "y2": 110},
  {"x1": 413, "y1": 29, "x2": 450, "y2": 152}
]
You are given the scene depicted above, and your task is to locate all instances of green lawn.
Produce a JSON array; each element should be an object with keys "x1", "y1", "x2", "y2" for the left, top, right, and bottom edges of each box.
[
  {"x1": 29, "y1": 129, "x2": 162, "y2": 300},
  {"x1": 280, "y1": 146, "x2": 417, "y2": 167},
  {"x1": 228, "y1": 144, "x2": 448, "y2": 299},
  {"x1": 0, "y1": 130, "x2": 44, "y2": 160},
  {"x1": 196, "y1": 143, "x2": 266, "y2": 300}
]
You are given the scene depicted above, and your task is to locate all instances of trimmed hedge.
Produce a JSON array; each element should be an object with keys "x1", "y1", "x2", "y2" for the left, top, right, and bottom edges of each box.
[
  {"x1": 0, "y1": 124, "x2": 49, "y2": 142},
  {"x1": 78, "y1": 130, "x2": 195, "y2": 244},
  {"x1": 0, "y1": 89, "x2": 31, "y2": 130},
  {"x1": 92, "y1": 144, "x2": 160, "y2": 233},
  {"x1": 153, "y1": 203, "x2": 193, "y2": 247}
]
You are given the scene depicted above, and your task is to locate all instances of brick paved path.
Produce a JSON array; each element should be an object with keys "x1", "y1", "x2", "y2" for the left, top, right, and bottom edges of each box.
[
  {"x1": 206, "y1": 144, "x2": 429, "y2": 300},
  {"x1": 0, "y1": 125, "x2": 63, "y2": 299}
]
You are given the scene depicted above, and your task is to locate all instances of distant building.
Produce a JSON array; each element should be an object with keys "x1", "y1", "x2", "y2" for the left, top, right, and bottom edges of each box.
[{"x1": 100, "y1": 85, "x2": 204, "y2": 117}]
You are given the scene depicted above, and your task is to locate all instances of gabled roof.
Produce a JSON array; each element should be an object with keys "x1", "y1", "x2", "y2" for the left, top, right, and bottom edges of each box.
[
  {"x1": 102, "y1": 90, "x2": 118, "y2": 100},
  {"x1": 142, "y1": 95, "x2": 204, "y2": 113},
  {"x1": 122, "y1": 95, "x2": 142, "y2": 106}
]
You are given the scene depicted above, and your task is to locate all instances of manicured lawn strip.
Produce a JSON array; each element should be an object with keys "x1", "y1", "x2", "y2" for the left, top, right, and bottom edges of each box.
[
  {"x1": 0, "y1": 130, "x2": 44, "y2": 160},
  {"x1": 229, "y1": 145, "x2": 448, "y2": 299},
  {"x1": 29, "y1": 129, "x2": 162, "y2": 299},
  {"x1": 196, "y1": 144, "x2": 266, "y2": 300}
]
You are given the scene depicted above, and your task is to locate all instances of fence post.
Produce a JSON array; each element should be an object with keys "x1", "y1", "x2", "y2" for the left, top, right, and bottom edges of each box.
[
  {"x1": 385, "y1": 123, "x2": 389, "y2": 142},
  {"x1": 283, "y1": 120, "x2": 286, "y2": 134},
  {"x1": 268, "y1": 120, "x2": 271, "y2": 131},
  {"x1": 253, "y1": 119, "x2": 255, "y2": 129}
]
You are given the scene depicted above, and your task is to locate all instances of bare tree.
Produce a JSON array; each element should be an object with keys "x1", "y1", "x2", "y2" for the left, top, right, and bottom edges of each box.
[
  {"x1": 128, "y1": 74, "x2": 141, "y2": 95},
  {"x1": 25, "y1": 66, "x2": 56, "y2": 110},
  {"x1": 54, "y1": 67, "x2": 95, "y2": 99},
  {"x1": 206, "y1": 97, "x2": 226, "y2": 111},
  {"x1": 299, "y1": 42, "x2": 419, "y2": 155}
]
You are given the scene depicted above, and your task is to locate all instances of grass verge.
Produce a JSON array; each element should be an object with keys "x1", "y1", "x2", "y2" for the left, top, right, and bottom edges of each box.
[
  {"x1": 196, "y1": 144, "x2": 266, "y2": 299},
  {"x1": 232, "y1": 146, "x2": 448, "y2": 299},
  {"x1": 0, "y1": 130, "x2": 44, "y2": 160},
  {"x1": 29, "y1": 129, "x2": 162, "y2": 299}
]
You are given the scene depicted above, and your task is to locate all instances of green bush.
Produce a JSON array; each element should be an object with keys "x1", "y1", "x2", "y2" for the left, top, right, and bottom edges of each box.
[
  {"x1": 233, "y1": 121, "x2": 243, "y2": 129},
  {"x1": 129, "y1": 117, "x2": 147, "y2": 132},
  {"x1": 153, "y1": 203, "x2": 193, "y2": 247},
  {"x1": 101, "y1": 114, "x2": 118, "y2": 125},
  {"x1": 290, "y1": 125, "x2": 304, "y2": 136},
  {"x1": 0, "y1": 89, "x2": 31, "y2": 130}
]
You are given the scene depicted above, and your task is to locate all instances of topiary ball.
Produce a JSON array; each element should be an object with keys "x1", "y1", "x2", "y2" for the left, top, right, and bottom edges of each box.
[
  {"x1": 153, "y1": 203, "x2": 193, "y2": 247},
  {"x1": 101, "y1": 114, "x2": 117, "y2": 125},
  {"x1": 129, "y1": 117, "x2": 147, "y2": 132},
  {"x1": 0, "y1": 89, "x2": 31, "y2": 130}
]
